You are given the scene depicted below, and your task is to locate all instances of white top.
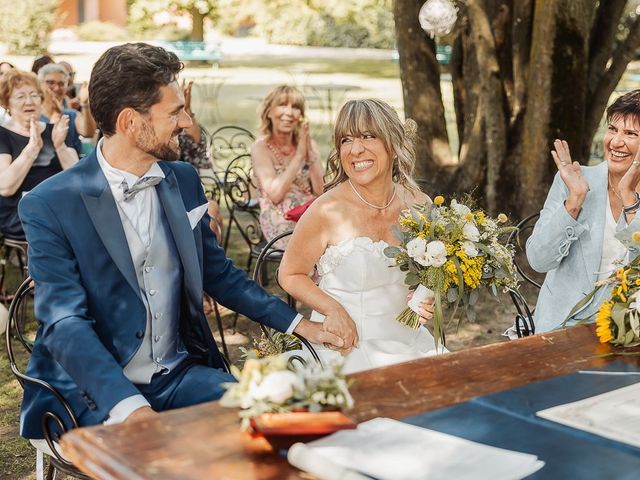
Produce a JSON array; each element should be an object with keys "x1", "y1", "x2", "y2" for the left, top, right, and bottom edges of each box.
[{"x1": 597, "y1": 194, "x2": 628, "y2": 282}]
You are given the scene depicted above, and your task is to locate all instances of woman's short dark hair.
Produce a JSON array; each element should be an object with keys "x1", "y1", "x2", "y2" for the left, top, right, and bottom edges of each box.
[
  {"x1": 89, "y1": 43, "x2": 183, "y2": 137},
  {"x1": 606, "y1": 89, "x2": 640, "y2": 124},
  {"x1": 31, "y1": 55, "x2": 54, "y2": 74}
]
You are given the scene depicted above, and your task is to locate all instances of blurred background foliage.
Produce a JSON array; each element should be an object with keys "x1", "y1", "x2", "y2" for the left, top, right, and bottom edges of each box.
[
  {"x1": 0, "y1": 0, "x2": 58, "y2": 54},
  {"x1": 0, "y1": 0, "x2": 395, "y2": 53}
]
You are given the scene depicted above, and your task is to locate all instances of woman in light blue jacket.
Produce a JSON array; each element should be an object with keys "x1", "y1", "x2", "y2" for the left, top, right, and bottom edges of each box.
[{"x1": 527, "y1": 90, "x2": 640, "y2": 332}]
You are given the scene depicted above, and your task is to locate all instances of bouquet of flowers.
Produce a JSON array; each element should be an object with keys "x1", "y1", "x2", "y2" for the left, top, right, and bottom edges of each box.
[
  {"x1": 570, "y1": 232, "x2": 640, "y2": 347},
  {"x1": 384, "y1": 196, "x2": 519, "y2": 345},
  {"x1": 220, "y1": 354, "x2": 353, "y2": 429}
]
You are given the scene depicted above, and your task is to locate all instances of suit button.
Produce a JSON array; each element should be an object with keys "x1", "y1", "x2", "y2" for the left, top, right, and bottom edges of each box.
[
  {"x1": 149, "y1": 289, "x2": 157, "y2": 296},
  {"x1": 145, "y1": 266, "x2": 153, "y2": 273},
  {"x1": 136, "y1": 330, "x2": 144, "y2": 339},
  {"x1": 154, "y1": 335, "x2": 160, "y2": 342}
]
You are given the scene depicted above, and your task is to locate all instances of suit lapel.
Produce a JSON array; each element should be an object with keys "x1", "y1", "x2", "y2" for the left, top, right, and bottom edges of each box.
[
  {"x1": 79, "y1": 154, "x2": 142, "y2": 301},
  {"x1": 156, "y1": 168, "x2": 203, "y2": 302}
]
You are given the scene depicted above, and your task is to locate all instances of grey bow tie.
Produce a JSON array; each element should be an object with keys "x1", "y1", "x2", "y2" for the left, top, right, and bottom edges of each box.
[{"x1": 121, "y1": 176, "x2": 163, "y2": 201}]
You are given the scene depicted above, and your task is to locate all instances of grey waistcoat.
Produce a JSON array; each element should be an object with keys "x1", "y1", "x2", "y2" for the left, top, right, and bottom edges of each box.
[{"x1": 123, "y1": 206, "x2": 187, "y2": 384}]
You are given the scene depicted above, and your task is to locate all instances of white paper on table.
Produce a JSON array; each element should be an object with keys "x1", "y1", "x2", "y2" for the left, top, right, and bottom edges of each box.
[
  {"x1": 287, "y1": 417, "x2": 544, "y2": 480},
  {"x1": 536, "y1": 382, "x2": 640, "y2": 448}
]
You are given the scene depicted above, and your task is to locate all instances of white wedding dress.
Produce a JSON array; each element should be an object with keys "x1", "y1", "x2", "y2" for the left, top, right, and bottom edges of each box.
[{"x1": 307, "y1": 237, "x2": 443, "y2": 374}]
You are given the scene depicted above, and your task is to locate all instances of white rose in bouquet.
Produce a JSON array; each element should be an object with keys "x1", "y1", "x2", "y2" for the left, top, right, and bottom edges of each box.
[
  {"x1": 251, "y1": 370, "x2": 301, "y2": 404},
  {"x1": 461, "y1": 240, "x2": 479, "y2": 258},
  {"x1": 406, "y1": 237, "x2": 427, "y2": 259},
  {"x1": 425, "y1": 240, "x2": 447, "y2": 267},
  {"x1": 462, "y1": 222, "x2": 480, "y2": 242}
]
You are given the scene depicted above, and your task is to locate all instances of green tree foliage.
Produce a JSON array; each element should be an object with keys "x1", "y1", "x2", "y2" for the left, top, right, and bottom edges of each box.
[
  {"x1": 0, "y1": 0, "x2": 58, "y2": 54},
  {"x1": 129, "y1": 0, "x2": 219, "y2": 40},
  {"x1": 217, "y1": 0, "x2": 394, "y2": 48}
]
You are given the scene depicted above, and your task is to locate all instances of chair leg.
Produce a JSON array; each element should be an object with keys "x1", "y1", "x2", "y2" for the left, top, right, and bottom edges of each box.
[
  {"x1": 45, "y1": 460, "x2": 56, "y2": 480},
  {"x1": 213, "y1": 301, "x2": 230, "y2": 360},
  {"x1": 36, "y1": 449, "x2": 44, "y2": 480}
]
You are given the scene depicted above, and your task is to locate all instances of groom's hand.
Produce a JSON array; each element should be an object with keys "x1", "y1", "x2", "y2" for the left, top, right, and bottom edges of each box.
[
  {"x1": 294, "y1": 318, "x2": 344, "y2": 349},
  {"x1": 323, "y1": 307, "x2": 359, "y2": 353}
]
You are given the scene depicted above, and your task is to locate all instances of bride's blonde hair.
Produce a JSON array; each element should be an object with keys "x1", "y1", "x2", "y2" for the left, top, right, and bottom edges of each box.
[{"x1": 324, "y1": 98, "x2": 420, "y2": 193}]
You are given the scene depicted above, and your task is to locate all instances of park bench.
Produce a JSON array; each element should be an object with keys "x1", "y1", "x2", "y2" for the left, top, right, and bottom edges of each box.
[{"x1": 158, "y1": 41, "x2": 222, "y2": 66}]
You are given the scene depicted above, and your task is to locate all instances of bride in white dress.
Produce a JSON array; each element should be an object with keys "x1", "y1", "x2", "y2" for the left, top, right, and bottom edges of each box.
[{"x1": 279, "y1": 99, "x2": 442, "y2": 374}]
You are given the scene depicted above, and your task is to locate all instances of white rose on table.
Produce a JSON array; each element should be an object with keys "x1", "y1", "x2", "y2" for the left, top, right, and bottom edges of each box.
[
  {"x1": 406, "y1": 237, "x2": 427, "y2": 259},
  {"x1": 251, "y1": 371, "x2": 301, "y2": 404},
  {"x1": 461, "y1": 240, "x2": 479, "y2": 258},
  {"x1": 451, "y1": 199, "x2": 471, "y2": 216},
  {"x1": 462, "y1": 222, "x2": 480, "y2": 242}
]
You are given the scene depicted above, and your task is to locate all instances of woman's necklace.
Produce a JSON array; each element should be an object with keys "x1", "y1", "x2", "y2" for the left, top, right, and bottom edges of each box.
[
  {"x1": 608, "y1": 175, "x2": 623, "y2": 202},
  {"x1": 266, "y1": 138, "x2": 295, "y2": 163},
  {"x1": 348, "y1": 179, "x2": 397, "y2": 210}
]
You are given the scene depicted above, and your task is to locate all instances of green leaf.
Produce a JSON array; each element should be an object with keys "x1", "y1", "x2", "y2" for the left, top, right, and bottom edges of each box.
[
  {"x1": 469, "y1": 289, "x2": 479, "y2": 306},
  {"x1": 391, "y1": 224, "x2": 403, "y2": 242},
  {"x1": 384, "y1": 246, "x2": 402, "y2": 258}
]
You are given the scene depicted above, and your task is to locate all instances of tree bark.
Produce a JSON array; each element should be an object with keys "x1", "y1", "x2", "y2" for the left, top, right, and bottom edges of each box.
[
  {"x1": 190, "y1": 9, "x2": 205, "y2": 41},
  {"x1": 394, "y1": 0, "x2": 453, "y2": 182}
]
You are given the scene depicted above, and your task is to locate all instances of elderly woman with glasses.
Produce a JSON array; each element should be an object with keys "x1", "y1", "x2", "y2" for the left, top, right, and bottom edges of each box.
[
  {"x1": 528, "y1": 90, "x2": 640, "y2": 332},
  {"x1": 0, "y1": 70, "x2": 78, "y2": 239}
]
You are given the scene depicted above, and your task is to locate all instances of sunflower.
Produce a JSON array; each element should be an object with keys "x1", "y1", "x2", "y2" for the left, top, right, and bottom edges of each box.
[{"x1": 595, "y1": 301, "x2": 614, "y2": 343}]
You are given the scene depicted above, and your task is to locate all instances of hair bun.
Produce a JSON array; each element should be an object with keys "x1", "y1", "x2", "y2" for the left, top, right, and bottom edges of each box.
[{"x1": 403, "y1": 118, "x2": 418, "y2": 142}]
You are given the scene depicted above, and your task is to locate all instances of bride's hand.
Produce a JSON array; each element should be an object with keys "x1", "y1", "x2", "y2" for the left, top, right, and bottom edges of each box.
[
  {"x1": 323, "y1": 306, "x2": 359, "y2": 354},
  {"x1": 294, "y1": 318, "x2": 344, "y2": 349},
  {"x1": 407, "y1": 292, "x2": 435, "y2": 325},
  {"x1": 417, "y1": 298, "x2": 435, "y2": 325}
]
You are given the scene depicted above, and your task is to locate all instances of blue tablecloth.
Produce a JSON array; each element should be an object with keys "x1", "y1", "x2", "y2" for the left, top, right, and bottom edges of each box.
[{"x1": 403, "y1": 362, "x2": 640, "y2": 479}]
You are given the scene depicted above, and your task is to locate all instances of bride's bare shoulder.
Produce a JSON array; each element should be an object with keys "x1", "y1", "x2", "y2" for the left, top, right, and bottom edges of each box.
[{"x1": 401, "y1": 185, "x2": 431, "y2": 207}]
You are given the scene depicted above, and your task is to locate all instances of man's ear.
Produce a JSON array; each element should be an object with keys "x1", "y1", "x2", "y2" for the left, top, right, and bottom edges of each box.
[{"x1": 115, "y1": 108, "x2": 138, "y2": 137}]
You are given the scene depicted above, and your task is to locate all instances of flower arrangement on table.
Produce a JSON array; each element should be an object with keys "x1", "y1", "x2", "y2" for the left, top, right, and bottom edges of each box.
[
  {"x1": 572, "y1": 232, "x2": 640, "y2": 347},
  {"x1": 384, "y1": 196, "x2": 519, "y2": 346},
  {"x1": 220, "y1": 354, "x2": 354, "y2": 430}
]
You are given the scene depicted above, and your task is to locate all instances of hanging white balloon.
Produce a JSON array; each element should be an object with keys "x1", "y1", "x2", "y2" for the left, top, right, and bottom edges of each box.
[{"x1": 418, "y1": 0, "x2": 459, "y2": 38}]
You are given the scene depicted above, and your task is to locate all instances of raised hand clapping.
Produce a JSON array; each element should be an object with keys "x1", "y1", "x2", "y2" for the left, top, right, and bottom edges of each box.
[{"x1": 551, "y1": 139, "x2": 589, "y2": 219}]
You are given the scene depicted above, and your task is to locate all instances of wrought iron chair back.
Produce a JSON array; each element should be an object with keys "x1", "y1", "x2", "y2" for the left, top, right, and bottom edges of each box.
[
  {"x1": 506, "y1": 213, "x2": 542, "y2": 337},
  {"x1": 221, "y1": 154, "x2": 265, "y2": 274},
  {"x1": 5, "y1": 276, "x2": 90, "y2": 479},
  {"x1": 209, "y1": 125, "x2": 255, "y2": 173},
  {"x1": 0, "y1": 236, "x2": 29, "y2": 303},
  {"x1": 252, "y1": 230, "x2": 322, "y2": 367}
]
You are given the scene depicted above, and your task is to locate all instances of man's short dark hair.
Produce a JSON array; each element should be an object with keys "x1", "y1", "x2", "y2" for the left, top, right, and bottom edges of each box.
[
  {"x1": 606, "y1": 89, "x2": 640, "y2": 124},
  {"x1": 89, "y1": 43, "x2": 183, "y2": 136}
]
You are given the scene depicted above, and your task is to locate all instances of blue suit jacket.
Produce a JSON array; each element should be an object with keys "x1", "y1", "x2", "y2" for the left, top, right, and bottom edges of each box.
[
  {"x1": 18, "y1": 151, "x2": 297, "y2": 439},
  {"x1": 527, "y1": 161, "x2": 640, "y2": 332}
]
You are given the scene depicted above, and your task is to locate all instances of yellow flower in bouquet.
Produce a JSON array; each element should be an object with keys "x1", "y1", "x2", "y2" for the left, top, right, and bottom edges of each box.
[
  {"x1": 568, "y1": 232, "x2": 640, "y2": 347},
  {"x1": 384, "y1": 197, "x2": 519, "y2": 346}
]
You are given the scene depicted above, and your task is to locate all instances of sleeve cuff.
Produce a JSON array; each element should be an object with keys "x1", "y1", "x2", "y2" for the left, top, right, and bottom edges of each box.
[
  {"x1": 104, "y1": 395, "x2": 150, "y2": 425},
  {"x1": 285, "y1": 313, "x2": 304, "y2": 335}
]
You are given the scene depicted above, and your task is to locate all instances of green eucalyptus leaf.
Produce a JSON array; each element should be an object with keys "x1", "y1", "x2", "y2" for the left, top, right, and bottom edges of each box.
[{"x1": 384, "y1": 246, "x2": 402, "y2": 258}]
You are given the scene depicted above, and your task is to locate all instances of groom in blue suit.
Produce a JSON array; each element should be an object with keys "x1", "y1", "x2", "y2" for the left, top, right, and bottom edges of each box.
[{"x1": 18, "y1": 43, "x2": 346, "y2": 439}]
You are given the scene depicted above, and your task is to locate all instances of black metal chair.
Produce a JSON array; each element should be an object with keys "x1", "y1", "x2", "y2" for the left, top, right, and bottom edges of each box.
[
  {"x1": 0, "y1": 236, "x2": 29, "y2": 302},
  {"x1": 208, "y1": 125, "x2": 255, "y2": 174},
  {"x1": 221, "y1": 153, "x2": 265, "y2": 274},
  {"x1": 5, "y1": 276, "x2": 91, "y2": 480},
  {"x1": 252, "y1": 231, "x2": 322, "y2": 367},
  {"x1": 507, "y1": 213, "x2": 542, "y2": 337}
]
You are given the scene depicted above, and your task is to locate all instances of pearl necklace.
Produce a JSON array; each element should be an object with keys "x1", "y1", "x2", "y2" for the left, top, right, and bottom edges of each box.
[{"x1": 348, "y1": 179, "x2": 397, "y2": 210}]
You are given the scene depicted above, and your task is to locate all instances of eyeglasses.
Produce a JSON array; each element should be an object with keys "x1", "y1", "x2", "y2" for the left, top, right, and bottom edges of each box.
[
  {"x1": 45, "y1": 80, "x2": 66, "y2": 89},
  {"x1": 11, "y1": 93, "x2": 42, "y2": 103}
]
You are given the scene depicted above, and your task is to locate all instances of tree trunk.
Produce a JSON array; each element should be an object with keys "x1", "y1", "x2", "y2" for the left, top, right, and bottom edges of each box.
[
  {"x1": 190, "y1": 9, "x2": 205, "y2": 41},
  {"x1": 395, "y1": 0, "x2": 640, "y2": 218},
  {"x1": 394, "y1": 0, "x2": 452, "y2": 183}
]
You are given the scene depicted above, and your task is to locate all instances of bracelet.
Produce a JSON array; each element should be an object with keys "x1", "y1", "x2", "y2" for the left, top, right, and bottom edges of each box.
[{"x1": 622, "y1": 192, "x2": 640, "y2": 214}]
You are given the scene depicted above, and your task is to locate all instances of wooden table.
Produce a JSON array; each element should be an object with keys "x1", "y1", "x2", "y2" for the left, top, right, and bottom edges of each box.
[{"x1": 60, "y1": 325, "x2": 640, "y2": 479}]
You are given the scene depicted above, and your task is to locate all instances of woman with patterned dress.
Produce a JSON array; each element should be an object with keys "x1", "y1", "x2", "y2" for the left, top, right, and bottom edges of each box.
[{"x1": 251, "y1": 85, "x2": 324, "y2": 247}]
